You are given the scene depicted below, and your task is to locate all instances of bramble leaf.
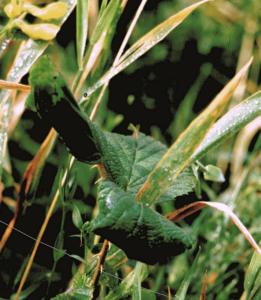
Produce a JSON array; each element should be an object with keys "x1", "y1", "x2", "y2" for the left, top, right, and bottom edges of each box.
[
  {"x1": 91, "y1": 180, "x2": 193, "y2": 265},
  {"x1": 30, "y1": 58, "x2": 195, "y2": 201},
  {"x1": 96, "y1": 131, "x2": 195, "y2": 201}
]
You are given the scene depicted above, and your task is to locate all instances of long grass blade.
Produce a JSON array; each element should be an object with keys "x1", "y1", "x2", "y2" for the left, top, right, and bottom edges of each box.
[
  {"x1": 174, "y1": 251, "x2": 200, "y2": 300},
  {"x1": 167, "y1": 201, "x2": 261, "y2": 256},
  {"x1": 90, "y1": 0, "x2": 148, "y2": 119},
  {"x1": 0, "y1": 80, "x2": 31, "y2": 92},
  {"x1": 76, "y1": 0, "x2": 88, "y2": 69},
  {"x1": 136, "y1": 59, "x2": 252, "y2": 205},
  {"x1": 81, "y1": 0, "x2": 209, "y2": 99},
  {"x1": 192, "y1": 90, "x2": 261, "y2": 162}
]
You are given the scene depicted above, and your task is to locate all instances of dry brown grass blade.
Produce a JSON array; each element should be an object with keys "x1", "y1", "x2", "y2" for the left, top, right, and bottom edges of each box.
[
  {"x1": 0, "y1": 182, "x2": 20, "y2": 251},
  {"x1": 168, "y1": 286, "x2": 172, "y2": 300},
  {"x1": 8, "y1": 91, "x2": 30, "y2": 133},
  {"x1": 0, "y1": 128, "x2": 56, "y2": 253},
  {"x1": 0, "y1": 79, "x2": 31, "y2": 92},
  {"x1": 22, "y1": 128, "x2": 57, "y2": 196},
  {"x1": 0, "y1": 217, "x2": 16, "y2": 251},
  {"x1": 166, "y1": 202, "x2": 206, "y2": 222},
  {"x1": 200, "y1": 271, "x2": 207, "y2": 300},
  {"x1": 167, "y1": 201, "x2": 261, "y2": 256}
]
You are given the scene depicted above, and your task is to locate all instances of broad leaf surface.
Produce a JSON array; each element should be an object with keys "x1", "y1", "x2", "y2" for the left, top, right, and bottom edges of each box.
[
  {"x1": 91, "y1": 180, "x2": 193, "y2": 264},
  {"x1": 97, "y1": 131, "x2": 195, "y2": 202}
]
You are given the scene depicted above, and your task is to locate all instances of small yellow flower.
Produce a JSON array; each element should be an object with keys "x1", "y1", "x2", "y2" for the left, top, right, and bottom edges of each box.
[
  {"x1": 4, "y1": 2, "x2": 23, "y2": 18},
  {"x1": 4, "y1": 1, "x2": 68, "y2": 41},
  {"x1": 4, "y1": 1, "x2": 67, "y2": 20},
  {"x1": 24, "y1": 2, "x2": 68, "y2": 21},
  {"x1": 14, "y1": 19, "x2": 60, "y2": 41}
]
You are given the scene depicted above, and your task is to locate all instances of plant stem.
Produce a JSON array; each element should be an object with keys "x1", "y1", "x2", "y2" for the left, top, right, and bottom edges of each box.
[{"x1": 92, "y1": 239, "x2": 110, "y2": 296}]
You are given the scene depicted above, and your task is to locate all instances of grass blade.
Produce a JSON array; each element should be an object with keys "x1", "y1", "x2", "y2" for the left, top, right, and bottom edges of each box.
[
  {"x1": 244, "y1": 243, "x2": 261, "y2": 299},
  {"x1": 76, "y1": 0, "x2": 88, "y2": 69},
  {"x1": 74, "y1": 0, "x2": 122, "y2": 96},
  {"x1": 136, "y1": 59, "x2": 252, "y2": 205},
  {"x1": 192, "y1": 90, "x2": 261, "y2": 162},
  {"x1": 0, "y1": 80, "x2": 31, "y2": 92},
  {"x1": 118, "y1": 0, "x2": 209, "y2": 64},
  {"x1": 81, "y1": 0, "x2": 209, "y2": 99},
  {"x1": 174, "y1": 252, "x2": 200, "y2": 300},
  {"x1": 167, "y1": 201, "x2": 261, "y2": 256}
]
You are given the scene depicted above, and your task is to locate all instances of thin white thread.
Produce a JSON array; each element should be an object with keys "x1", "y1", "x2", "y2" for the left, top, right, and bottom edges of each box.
[{"x1": 0, "y1": 219, "x2": 169, "y2": 299}]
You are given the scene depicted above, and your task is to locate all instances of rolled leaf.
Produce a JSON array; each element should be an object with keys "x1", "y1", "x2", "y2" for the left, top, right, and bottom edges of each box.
[{"x1": 29, "y1": 56, "x2": 101, "y2": 163}]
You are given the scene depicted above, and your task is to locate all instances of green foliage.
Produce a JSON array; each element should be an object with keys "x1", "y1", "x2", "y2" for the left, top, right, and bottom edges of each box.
[
  {"x1": 52, "y1": 272, "x2": 94, "y2": 300},
  {"x1": 0, "y1": 0, "x2": 260, "y2": 299},
  {"x1": 104, "y1": 263, "x2": 148, "y2": 300},
  {"x1": 244, "y1": 243, "x2": 261, "y2": 300},
  {"x1": 91, "y1": 180, "x2": 193, "y2": 264}
]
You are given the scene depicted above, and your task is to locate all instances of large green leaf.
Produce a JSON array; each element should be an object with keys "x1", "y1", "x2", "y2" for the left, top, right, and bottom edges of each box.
[
  {"x1": 30, "y1": 57, "x2": 195, "y2": 201},
  {"x1": 100, "y1": 131, "x2": 195, "y2": 201},
  {"x1": 91, "y1": 180, "x2": 193, "y2": 265}
]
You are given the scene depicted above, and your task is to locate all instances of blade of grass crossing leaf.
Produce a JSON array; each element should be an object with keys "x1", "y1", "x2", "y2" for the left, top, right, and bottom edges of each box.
[
  {"x1": 81, "y1": 0, "x2": 209, "y2": 99},
  {"x1": 76, "y1": 0, "x2": 88, "y2": 69},
  {"x1": 104, "y1": 263, "x2": 148, "y2": 300},
  {"x1": 192, "y1": 90, "x2": 261, "y2": 162},
  {"x1": 136, "y1": 59, "x2": 252, "y2": 205}
]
